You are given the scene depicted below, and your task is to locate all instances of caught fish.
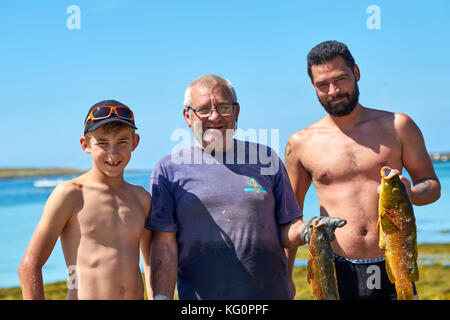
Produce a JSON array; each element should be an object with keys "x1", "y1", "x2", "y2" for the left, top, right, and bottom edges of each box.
[
  {"x1": 377, "y1": 166, "x2": 419, "y2": 300},
  {"x1": 307, "y1": 219, "x2": 340, "y2": 300}
]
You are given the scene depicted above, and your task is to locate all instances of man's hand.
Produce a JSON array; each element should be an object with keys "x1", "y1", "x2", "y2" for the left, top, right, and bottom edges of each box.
[
  {"x1": 399, "y1": 175, "x2": 413, "y2": 197},
  {"x1": 378, "y1": 174, "x2": 439, "y2": 206},
  {"x1": 377, "y1": 175, "x2": 411, "y2": 195},
  {"x1": 300, "y1": 216, "x2": 347, "y2": 244}
]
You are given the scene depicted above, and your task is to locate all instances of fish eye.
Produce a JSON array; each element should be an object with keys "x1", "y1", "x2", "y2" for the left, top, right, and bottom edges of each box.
[{"x1": 392, "y1": 188, "x2": 399, "y2": 194}]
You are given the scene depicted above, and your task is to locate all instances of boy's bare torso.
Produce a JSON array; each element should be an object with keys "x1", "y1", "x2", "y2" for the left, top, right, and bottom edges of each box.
[
  {"x1": 297, "y1": 109, "x2": 403, "y2": 259},
  {"x1": 61, "y1": 174, "x2": 148, "y2": 299}
]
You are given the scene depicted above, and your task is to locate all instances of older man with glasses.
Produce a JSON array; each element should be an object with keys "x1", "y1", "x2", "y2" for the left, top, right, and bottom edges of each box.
[{"x1": 146, "y1": 74, "x2": 345, "y2": 300}]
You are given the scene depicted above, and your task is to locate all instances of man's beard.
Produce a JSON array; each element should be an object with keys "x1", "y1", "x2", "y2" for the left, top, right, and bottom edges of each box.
[
  {"x1": 192, "y1": 122, "x2": 235, "y2": 152},
  {"x1": 319, "y1": 83, "x2": 360, "y2": 117}
]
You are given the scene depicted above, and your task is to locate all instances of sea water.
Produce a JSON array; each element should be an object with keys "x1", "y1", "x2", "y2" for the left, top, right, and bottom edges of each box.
[
  {"x1": 0, "y1": 163, "x2": 449, "y2": 288},
  {"x1": 0, "y1": 171, "x2": 151, "y2": 288}
]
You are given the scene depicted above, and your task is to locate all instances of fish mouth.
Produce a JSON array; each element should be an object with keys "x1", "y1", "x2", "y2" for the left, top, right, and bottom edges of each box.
[
  {"x1": 313, "y1": 220, "x2": 327, "y2": 228},
  {"x1": 380, "y1": 166, "x2": 400, "y2": 180}
]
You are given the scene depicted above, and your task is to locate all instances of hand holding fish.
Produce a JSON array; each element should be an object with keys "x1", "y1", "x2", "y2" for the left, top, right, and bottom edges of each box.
[
  {"x1": 378, "y1": 175, "x2": 412, "y2": 196},
  {"x1": 398, "y1": 175, "x2": 412, "y2": 192},
  {"x1": 300, "y1": 216, "x2": 347, "y2": 244},
  {"x1": 378, "y1": 172, "x2": 439, "y2": 206},
  {"x1": 306, "y1": 218, "x2": 343, "y2": 300}
]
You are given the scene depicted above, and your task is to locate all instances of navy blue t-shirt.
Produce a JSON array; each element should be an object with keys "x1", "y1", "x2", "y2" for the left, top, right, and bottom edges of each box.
[{"x1": 146, "y1": 140, "x2": 302, "y2": 299}]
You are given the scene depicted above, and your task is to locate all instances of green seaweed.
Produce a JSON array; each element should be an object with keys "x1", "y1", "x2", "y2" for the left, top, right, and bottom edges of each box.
[
  {"x1": 1, "y1": 244, "x2": 449, "y2": 300},
  {"x1": 294, "y1": 243, "x2": 450, "y2": 300}
]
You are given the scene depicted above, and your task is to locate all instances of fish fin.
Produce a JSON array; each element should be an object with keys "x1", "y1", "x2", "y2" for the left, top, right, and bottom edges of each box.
[
  {"x1": 385, "y1": 259, "x2": 396, "y2": 284},
  {"x1": 379, "y1": 234, "x2": 386, "y2": 250},
  {"x1": 381, "y1": 212, "x2": 399, "y2": 234},
  {"x1": 377, "y1": 219, "x2": 386, "y2": 250}
]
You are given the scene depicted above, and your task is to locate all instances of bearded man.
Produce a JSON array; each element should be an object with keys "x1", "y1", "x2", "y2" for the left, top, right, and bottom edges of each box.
[{"x1": 285, "y1": 40, "x2": 440, "y2": 300}]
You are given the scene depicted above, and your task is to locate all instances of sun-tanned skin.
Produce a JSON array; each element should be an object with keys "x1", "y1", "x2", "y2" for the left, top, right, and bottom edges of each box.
[
  {"x1": 18, "y1": 126, "x2": 152, "y2": 299},
  {"x1": 285, "y1": 56, "x2": 440, "y2": 260}
]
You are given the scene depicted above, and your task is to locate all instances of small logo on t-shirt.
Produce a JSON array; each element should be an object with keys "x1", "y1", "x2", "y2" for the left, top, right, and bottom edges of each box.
[{"x1": 244, "y1": 176, "x2": 266, "y2": 193}]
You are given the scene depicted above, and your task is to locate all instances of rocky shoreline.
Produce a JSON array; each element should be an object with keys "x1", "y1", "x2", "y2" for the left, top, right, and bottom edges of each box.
[{"x1": 431, "y1": 153, "x2": 450, "y2": 162}]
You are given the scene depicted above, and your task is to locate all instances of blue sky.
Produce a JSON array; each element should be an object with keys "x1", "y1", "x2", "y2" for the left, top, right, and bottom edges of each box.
[{"x1": 1, "y1": 0, "x2": 449, "y2": 170}]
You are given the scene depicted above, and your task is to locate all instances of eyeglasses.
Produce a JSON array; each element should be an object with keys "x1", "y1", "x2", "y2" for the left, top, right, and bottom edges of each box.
[
  {"x1": 84, "y1": 106, "x2": 134, "y2": 126},
  {"x1": 186, "y1": 103, "x2": 237, "y2": 119}
]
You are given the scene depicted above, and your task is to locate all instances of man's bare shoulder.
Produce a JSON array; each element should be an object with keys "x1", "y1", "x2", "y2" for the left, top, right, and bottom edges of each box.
[
  {"x1": 392, "y1": 112, "x2": 416, "y2": 128},
  {"x1": 390, "y1": 112, "x2": 423, "y2": 142},
  {"x1": 364, "y1": 108, "x2": 417, "y2": 132},
  {"x1": 287, "y1": 118, "x2": 330, "y2": 148}
]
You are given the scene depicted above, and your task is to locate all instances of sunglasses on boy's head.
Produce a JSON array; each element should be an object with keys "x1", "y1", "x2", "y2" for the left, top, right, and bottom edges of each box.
[{"x1": 84, "y1": 106, "x2": 134, "y2": 126}]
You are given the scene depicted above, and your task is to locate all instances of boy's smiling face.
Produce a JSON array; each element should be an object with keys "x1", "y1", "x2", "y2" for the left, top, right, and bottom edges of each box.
[{"x1": 81, "y1": 125, "x2": 139, "y2": 178}]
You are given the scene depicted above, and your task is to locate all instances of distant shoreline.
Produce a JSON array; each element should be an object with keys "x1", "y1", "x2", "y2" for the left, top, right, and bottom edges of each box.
[
  {"x1": 431, "y1": 153, "x2": 450, "y2": 162},
  {"x1": 0, "y1": 168, "x2": 151, "y2": 180},
  {"x1": 0, "y1": 168, "x2": 84, "y2": 180}
]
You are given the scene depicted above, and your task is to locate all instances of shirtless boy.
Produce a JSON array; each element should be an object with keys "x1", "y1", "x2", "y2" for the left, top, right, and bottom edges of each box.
[
  {"x1": 285, "y1": 41, "x2": 440, "y2": 299},
  {"x1": 18, "y1": 100, "x2": 152, "y2": 300}
]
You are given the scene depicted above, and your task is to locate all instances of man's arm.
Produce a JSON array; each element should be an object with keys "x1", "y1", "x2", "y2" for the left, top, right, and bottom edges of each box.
[
  {"x1": 280, "y1": 218, "x2": 306, "y2": 249},
  {"x1": 17, "y1": 183, "x2": 76, "y2": 299},
  {"x1": 150, "y1": 231, "x2": 178, "y2": 299},
  {"x1": 283, "y1": 133, "x2": 313, "y2": 247},
  {"x1": 282, "y1": 134, "x2": 312, "y2": 298},
  {"x1": 284, "y1": 247, "x2": 298, "y2": 299},
  {"x1": 282, "y1": 220, "x2": 304, "y2": 299},
  {"x1": 285, "y1": 134, "x2": 313, "y2": 214},
  {"x1": 396, "y1": 113, "x2": 441, "y2": 205}
]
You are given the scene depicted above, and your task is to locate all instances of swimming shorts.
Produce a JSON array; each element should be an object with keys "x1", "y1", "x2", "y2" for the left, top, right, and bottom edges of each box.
[{"x1": 333, "y1": 253, "x2": 418, "y2": 300}]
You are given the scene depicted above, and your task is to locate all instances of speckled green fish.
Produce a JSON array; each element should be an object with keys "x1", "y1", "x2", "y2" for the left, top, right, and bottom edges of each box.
[
  {"x1": 377, "y1": 166, "x2": 419, "y2": 300},
  {"x1": 307, "y1": 219, "x2": 340, "y2": 300}
]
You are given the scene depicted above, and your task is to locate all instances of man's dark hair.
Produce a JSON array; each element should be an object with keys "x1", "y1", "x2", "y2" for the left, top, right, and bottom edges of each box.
[{"x1": 307, "y1": 41, "x2": 355, "y2": 79}]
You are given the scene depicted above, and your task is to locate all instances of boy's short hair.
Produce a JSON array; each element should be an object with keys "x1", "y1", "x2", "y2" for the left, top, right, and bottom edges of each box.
[
  {"x1": 307, "y1": 40, "x2": 356, "y2": 80},
  {"x1": 84, "y1": 99, "x2": 137, "y2": 135}
]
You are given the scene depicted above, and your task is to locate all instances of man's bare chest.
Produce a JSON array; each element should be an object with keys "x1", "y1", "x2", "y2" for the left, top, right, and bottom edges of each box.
[{"x1": 302, "y1": 130, "x2": 402, "y2": 184}]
